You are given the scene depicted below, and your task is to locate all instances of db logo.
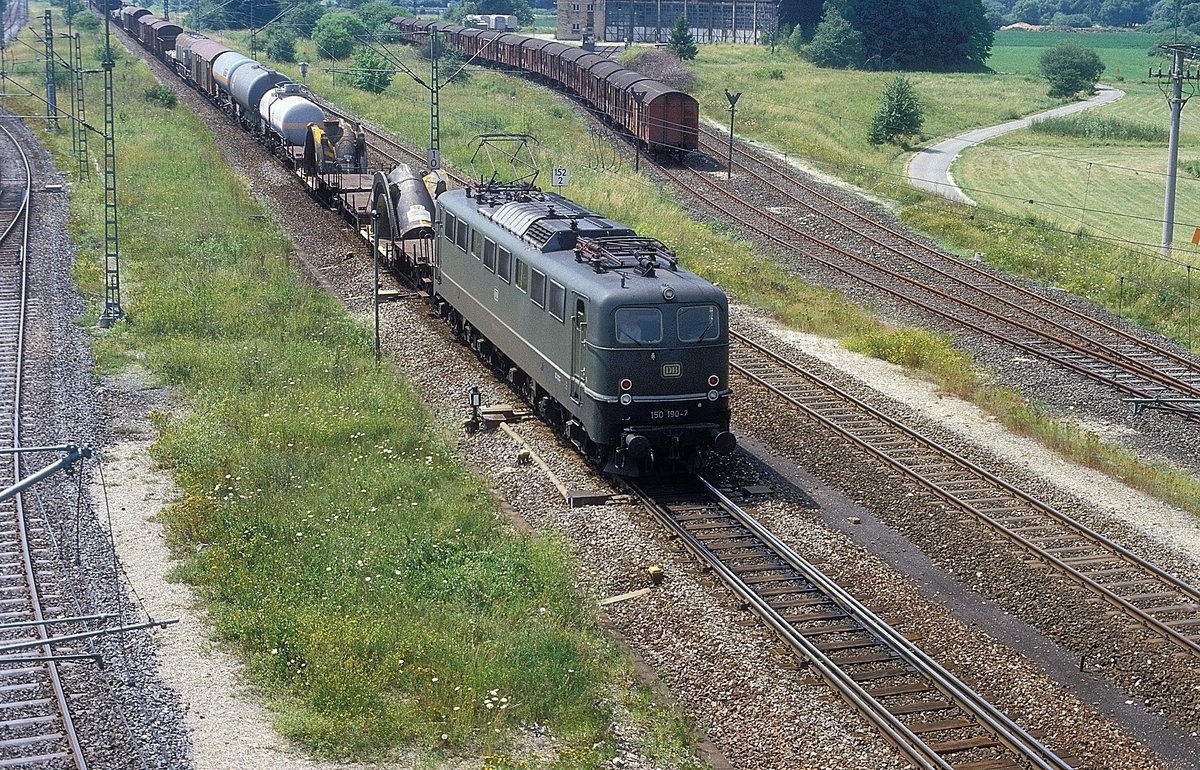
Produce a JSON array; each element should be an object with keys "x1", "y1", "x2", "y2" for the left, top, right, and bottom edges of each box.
[{"x1": 661, "y1": 363, "x2": 681, "y2": 378}]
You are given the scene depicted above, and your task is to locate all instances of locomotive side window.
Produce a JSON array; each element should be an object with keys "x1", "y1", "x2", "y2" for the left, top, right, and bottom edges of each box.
[
  {"x1": 483, "y1": 238, "x2": 497, "y2": 272},
  {"x1": 471, "y1": 229, "x2": 482, "y2": 259},
  {"x1": 444, "y1": 213, "x2": 457, "y2": 246},
  {"x1": 456, "y1": 218, "x2": 468, "y2": 251},
  {"x1": 615, "y1": 308, "x2": 663, "y2": 344},
  {"x1": 678, "y1": 305, "x2": 720, "y2": 342},
  {"x1": 548, "y1": 281, "x2": 566, "y2": 322},
  {"x1": 516, "y1": 259, "x2": 529, "y2": 292},
  {"x1": 497, "y1": 247, "x2": 512, "y2": 283},
  {"x1": 531, "y1": 269, "x2": 547, "y2": 307}
]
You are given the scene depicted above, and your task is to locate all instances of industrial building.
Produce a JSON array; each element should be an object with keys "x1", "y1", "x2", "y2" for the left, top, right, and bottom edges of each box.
[{"x1": 556, "y1": 0, "x2": 779, "y2": 45}]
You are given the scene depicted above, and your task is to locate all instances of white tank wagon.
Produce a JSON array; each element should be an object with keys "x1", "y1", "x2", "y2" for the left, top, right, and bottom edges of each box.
[{"x1": 259, "y1": 83, "x2": 326, "y2": 147}]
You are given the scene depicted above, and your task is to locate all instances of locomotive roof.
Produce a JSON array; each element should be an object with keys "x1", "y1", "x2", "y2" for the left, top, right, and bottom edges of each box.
[
  {"x1": 440, "y1": 188, "x2": 726, "y2": 305},
  {"x1": 449, "y1": 187, "x2": 633, "y2": 253}
]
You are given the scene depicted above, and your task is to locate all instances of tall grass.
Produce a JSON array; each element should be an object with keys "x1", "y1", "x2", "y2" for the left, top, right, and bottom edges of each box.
[{"x1": 1029, "y1": 113, "x2": 1167, "y2": 142}]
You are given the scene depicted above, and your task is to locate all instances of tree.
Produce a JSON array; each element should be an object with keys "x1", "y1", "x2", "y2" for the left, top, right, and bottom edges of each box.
[
  {"x1": 312, "y1": 12, "x2": 366, "y2": 59},
  {"x1": 352, "y1": 47, "x2": 393, "y2": 93},
  {"x1": 868, "y1": 75, "x2": 923, "y2": 144},
  {"x1": 287, "y1": 1, "x2": 327, "y2": 37},
  {"x1": 831, "y1": 0, "x2": 993, "y2": 71},
  {"x1": 666, "y1": 15, "x2": 698, "y2": 60},
  {"x1": 1038, "y1": 43, "x2": 1104, "y2": 97},
  {"x1": 806, "y1": 6, "x2": 863, "y2": 67},
  {"x1": 263, "y1": 26, "x2": 297, "y2": 62},
  {"x1": 778, "y1": 0, "x2": 824, "y2": 35},
  {"x1": 356, "y1": 1, "x2": 402, "y2": 34}
]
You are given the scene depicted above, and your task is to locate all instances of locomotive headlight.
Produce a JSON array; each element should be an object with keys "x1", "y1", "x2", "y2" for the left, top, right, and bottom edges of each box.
[
  {"x1": 620, "y1": 379, "x2": 632, "y2": 391},
  {"x1": 662, "y1": 286, "x2": 676, "y2": 301},
  {"x1": 620, "y1": 393, "x2": 632, "y2": 406},
  {"x1": 708, "y1": 375, "x2": 719, "y2": 387},
  {"x1": 707, "y1": 389, "x2": 719, "y2": 401}
]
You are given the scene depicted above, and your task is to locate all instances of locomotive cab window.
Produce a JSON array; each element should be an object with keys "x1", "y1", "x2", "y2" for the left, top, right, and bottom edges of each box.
[
  {"x1": 498, "y1": 247, "x2": 512, "y2": 283},
  {"x1": 483, "y1": 238, "x2": 497, "y2": 272},
  {"x1": 444, "y1": 213, "x2": 457, "y2": 245},
  {"x1": 548, "y1": 281, "x2": 566, "y2": 322},
  {"x1": 678, "y1": 305, "x2": 720, "y2": 342},
  {"x1": 615, "y1": 308, "x2": 662, "y2": 344},
  {"x1": 516, "y1": 259, "x2": 529, "y2": 292},
  {"x1": 531, "y1": 269, "x2": 547, "y2": 308}
]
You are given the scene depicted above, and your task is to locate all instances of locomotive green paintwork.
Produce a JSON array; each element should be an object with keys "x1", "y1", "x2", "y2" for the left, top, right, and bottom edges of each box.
[{"x1": 435, "y1": 186, "x2": 734, "y2": 469}]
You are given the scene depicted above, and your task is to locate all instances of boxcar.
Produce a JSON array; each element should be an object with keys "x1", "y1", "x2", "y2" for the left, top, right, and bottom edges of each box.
[{"x1": 189, "y1": 40, "x2": 237, "y2": 100}]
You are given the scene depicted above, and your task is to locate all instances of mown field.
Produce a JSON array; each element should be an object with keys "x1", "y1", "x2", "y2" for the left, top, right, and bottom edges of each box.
[
  {"x1": 10, "y1": 6, "x2": 711, "y2": 767},
  {"x1": 957, "y1": 29, "x2": 1200, "y2": 269}
]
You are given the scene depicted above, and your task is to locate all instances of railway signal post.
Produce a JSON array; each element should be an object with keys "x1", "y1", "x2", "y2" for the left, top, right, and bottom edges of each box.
[{"x1": 725, "y1": 89, "x2": 741, "y2": 180}]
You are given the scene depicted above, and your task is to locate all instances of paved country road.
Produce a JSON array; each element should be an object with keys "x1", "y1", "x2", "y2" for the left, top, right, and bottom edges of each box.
[{"x1": 906, "y1": 84, "x2": 1125, "y2": 204}]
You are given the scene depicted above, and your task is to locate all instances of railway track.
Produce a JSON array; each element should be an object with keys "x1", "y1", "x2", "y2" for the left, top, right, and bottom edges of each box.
[
  {"x1": 730, "y1": 328, "x2": 1200, "y2": 659},
  {"x1": 625, "y1": 473, "x2": 1077, "y2": 770},
  {"x1": 0, "y1": 120, "x2": 87, "y2": 769},
  {"x1": 669, "y1": 129, "x2": 1200, "y2": 421}
]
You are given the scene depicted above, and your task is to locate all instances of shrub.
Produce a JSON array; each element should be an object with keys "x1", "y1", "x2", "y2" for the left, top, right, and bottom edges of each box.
[
  {"x1": 867, "y1": 74, "x2": 922, "y2": 145},
  {"x1": 144, "y1": 84, "x2": 177, "y2": 108},
  {"x1": 622, "y1": 48, "x2": 694, "y2": 91},
  {"x1": 351, "y1": 47, "x2": 392, "y2": 93},
  {"x1": 70, "y1": 10, "x2": 99, "y2": 30},
  {"x1": 1039, "y1": 43, "x2": 1105, "y2": 98},
  {"x1": 1030, "y1": 114, "x2": 1167, "y2": 143},
  {"x1": 90, "y1": 43, "x2": 123, "y2": 64},
  {"x1": 264, "y1": 26, "x2": 297, "y2": 63},
  {"x1": 758, "y1": 66, "x2": 784, "y2": 80}
]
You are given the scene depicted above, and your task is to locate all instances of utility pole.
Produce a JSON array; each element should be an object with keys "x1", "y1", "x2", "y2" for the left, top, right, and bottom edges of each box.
[
  {"x1": 99, "y1": 4, "x2": 123, "y2": 327},
  {"x1": 1151, "y1": 44, "x2": 1200, "y2": 255},
  {"x1": 72, "y1": 32, "x2": 88, "y2": 180},
  {"x1": 429, "y1": 30, "x2": 440, "y2": 169},
  {"x1": 42, "y1": 10, "x2": 56, "y2": 131}
]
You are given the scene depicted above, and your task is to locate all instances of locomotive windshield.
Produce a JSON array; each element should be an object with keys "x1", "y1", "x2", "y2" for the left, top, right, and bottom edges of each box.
[
  {"x1": 678, "y1": 305, "x2": 720, "y2": 342},
  {"x1": 615, "y1": 308, "x2": 663, "y2": 344}
]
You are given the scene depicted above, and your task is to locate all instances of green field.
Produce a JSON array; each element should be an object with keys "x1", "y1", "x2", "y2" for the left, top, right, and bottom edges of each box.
[{"x1": 956, "y1": 29, "x2": 1200, "y2": 277}]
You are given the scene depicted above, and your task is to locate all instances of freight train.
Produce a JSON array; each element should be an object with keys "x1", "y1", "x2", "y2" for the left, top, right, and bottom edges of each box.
[
  {"x1": 394, "y1": 17, "x2": 700, "y2": 157},
  {"x1": 96, "y1": 4, "x2": 734, "y2": 472}
]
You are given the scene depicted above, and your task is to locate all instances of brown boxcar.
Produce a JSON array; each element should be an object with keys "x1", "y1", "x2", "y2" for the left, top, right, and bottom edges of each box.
[
  {"x1": 121, "y1": 6, "x2": 150, "y2": 32},
  {"x1": 150, "y1": 20, "x2": 183, "y2": 57},
  {"x1": 189, "y1": 40, "x2": 237, "y2": 100},
  {"x1": 639, "y1": 82, "x2": 699, "y2": 152},
  {"x1": 583, "y1": 59, "x2": 623, "y2": 107},
  {"x1": 535, "y1": 41, "x2": 571, "y2": 83}
]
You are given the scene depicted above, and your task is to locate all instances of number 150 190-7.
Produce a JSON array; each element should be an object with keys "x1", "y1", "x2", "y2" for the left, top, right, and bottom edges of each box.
[{"x1": 650, "y1": 409, "x2": 689, "y2": 419}]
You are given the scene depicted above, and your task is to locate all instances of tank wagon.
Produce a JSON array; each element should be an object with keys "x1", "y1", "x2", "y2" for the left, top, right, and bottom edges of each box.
[
  {"x1": 393, "y1": 17, "x2": 699, "y2": 157},
  {"x1": 108, "y1": 9, "x2": 735, "y2": 473}
]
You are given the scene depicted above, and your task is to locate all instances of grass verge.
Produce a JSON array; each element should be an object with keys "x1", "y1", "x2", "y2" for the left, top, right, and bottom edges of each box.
[{"x1": 14, "y1": 9, "x2": 711, "y2": 766}]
